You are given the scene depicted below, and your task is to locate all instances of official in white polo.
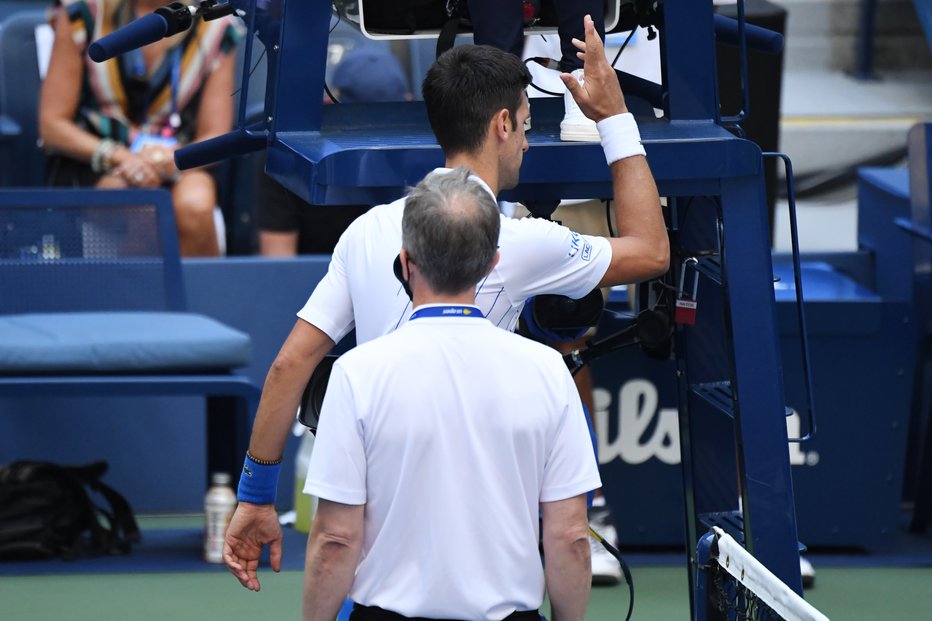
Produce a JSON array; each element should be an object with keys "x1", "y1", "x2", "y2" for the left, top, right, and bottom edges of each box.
[{"x1": 301, "y1": 167, "x2": 601, "y2": 621}]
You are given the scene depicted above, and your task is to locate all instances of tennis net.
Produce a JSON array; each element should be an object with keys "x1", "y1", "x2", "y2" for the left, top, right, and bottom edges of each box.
[{"x1": 696, "y1": 527, "x2": 830, "y2": 621}]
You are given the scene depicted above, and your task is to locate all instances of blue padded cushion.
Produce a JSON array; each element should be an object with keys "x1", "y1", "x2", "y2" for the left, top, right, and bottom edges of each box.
[{"x1": 0, "y1": 312, "x2": 252, "y2": 372}]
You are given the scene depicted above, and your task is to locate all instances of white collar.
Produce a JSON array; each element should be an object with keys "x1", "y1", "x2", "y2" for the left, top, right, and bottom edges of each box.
[{"x1": 429, "y1": 167, "x2": 497, "y2": 201}]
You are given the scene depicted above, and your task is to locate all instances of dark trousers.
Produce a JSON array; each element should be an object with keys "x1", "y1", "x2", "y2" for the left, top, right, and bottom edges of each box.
[
  {"x1": 350, "y1": 604, "x2": 541, "y2": 621},
  {"x1": 465, "y1": 0, "x2": 606, "y2": 72}
]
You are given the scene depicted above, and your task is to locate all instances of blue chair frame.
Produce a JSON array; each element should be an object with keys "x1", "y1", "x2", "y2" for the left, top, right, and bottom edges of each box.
[
  {"x1": 0, "y1": 188, "x2": 261, "y2": 480},
  {"x1": 0, "y1": 9, "x2": 47, "y2": 188}
]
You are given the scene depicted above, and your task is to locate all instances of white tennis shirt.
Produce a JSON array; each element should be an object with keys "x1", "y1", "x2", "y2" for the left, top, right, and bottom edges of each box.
[
  {"x1": 304, "y1": 305, "x2": 601, "y2": 620},
  {"x1": 297, "y1": 169, "x2": 612, "y2": 345}
]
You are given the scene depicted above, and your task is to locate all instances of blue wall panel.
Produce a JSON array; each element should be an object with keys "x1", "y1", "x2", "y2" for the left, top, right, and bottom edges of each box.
[{"x1": 0, "y1": 256, "x2": 917, "y2": 550}]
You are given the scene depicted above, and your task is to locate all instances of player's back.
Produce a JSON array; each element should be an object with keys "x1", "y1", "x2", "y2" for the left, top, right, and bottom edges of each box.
[{"x1": 303, "y1": 193, "x2": 610, "y2": 346}]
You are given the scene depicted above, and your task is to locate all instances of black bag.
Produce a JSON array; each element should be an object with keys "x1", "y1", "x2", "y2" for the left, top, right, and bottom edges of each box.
[{"x1": 0, "y1": 461, "x2": 140, "y2": 561}]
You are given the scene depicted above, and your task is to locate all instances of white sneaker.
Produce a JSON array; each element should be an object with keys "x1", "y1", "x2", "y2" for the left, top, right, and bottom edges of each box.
[
  {"x1": 800, "y1": 555, "x2": 815, "y2": 589},
  {"x1": 560, "y1": 69, "x2": 600, "y2": 142},
  {"x1": 589, "y1": 521, "x2": 622, "y2": 586}
]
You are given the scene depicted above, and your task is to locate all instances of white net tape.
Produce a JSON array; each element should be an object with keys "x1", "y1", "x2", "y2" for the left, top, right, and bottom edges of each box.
[{"x1": 711, "y1": 527, "x2": 830, "y2": 621}]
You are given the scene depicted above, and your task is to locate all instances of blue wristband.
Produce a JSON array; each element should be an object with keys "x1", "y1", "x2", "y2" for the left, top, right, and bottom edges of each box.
[{"x1": 237, "y1": 454, "x2": 281, "y2": 505}]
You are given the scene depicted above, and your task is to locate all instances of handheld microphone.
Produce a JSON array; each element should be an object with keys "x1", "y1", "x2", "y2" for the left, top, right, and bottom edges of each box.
[{"x1": 88, "y1": 2, "x2": 195, "y2": 63}]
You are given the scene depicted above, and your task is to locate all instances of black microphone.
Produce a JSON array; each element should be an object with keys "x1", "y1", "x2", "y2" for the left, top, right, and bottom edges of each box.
[
  {"x1": 88, "y1": 3, "x2": 195, "y2": 63},
  {"x1": 564, "y1": 323, "x2": 639, "y2": 371}
]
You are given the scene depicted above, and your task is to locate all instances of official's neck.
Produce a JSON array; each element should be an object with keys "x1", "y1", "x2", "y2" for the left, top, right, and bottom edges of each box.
[{"x1": 411, "y1": 288, "x2": 477, "y2": 309}]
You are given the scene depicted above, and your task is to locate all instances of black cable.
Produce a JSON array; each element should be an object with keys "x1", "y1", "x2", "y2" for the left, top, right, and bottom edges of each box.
[
  {"x1": 231, "y1": 5, "x2": 340, "y2": 101},
  {"x1": 589, "y1": 527, "x2": 635, "y2": 621},
  {"x1": 228, "y1": 45, "x2": 268, "y2": 99},
  {"x1": 526, "y1": 27, "x2": 638, "y2": 98},
  {"x1": 611, "y1": 27, "x2": 637, "y2": 67},
  {"x1": 605, "y1": 199, "x2": 615, "y2": 237},
  {"x1": 525, "y1": 56, "x2": 564, "y2": 97},
  {"x1": 324, "y1": 10, "x2": 342, "y2": 104},
  {"x1": 324, "y1": 83, "x2": 340, "y2": 104}
]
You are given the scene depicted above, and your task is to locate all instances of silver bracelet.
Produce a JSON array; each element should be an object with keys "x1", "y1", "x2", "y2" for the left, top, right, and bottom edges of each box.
[{"x1": 90, "y1": 139, "x2": 116, "y2": 173}]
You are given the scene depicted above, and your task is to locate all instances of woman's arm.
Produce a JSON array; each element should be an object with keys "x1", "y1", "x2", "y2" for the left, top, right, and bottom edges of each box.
[
  {"x1": 151, "y1": 44, "x2": 237, "y2": 179},
  {"x1": 193, "y1": 48, "x2": 237, "y2": 143},
  {"x1": 38, "y1": 9, "x2": 107, "y2": 163},
  {"x1": 39, "y1": 9, "x2": 160, "y2": 186}
]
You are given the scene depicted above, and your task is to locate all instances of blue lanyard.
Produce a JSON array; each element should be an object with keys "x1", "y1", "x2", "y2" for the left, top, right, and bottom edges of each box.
[
  {"x1": 409, "y1": 305, "x2": 485, "y2": 320},
  {"x1": 126, "y1": 44, "x2": 181, "y2": 136},
  {"x1": 166, "y1": 47, "x2": 182, "y2": 135}
]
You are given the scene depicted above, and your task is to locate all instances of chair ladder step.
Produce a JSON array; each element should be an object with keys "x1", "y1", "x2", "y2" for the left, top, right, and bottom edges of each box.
[
  {"x1": 694, "y1": 255, "x2": 723, "y2": 286},
  {"x1": 699, "y1": 510, "x2": 745, "y2": 545},
  {"x1": 690, "y1": 381, "x2": 735, "y2": 419}
]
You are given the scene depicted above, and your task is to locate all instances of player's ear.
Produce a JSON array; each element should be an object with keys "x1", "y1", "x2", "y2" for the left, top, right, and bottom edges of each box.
[
  {"x1": 492, "y1": 108, "x2": 510, "y2": 141},
  {"x1": 399, "y1": 248, "x2": 411, "y2": 280}
]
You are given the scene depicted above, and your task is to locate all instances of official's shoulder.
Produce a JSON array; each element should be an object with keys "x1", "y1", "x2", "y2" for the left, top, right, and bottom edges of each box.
[{"x1": 335, "y1": 328, "x2": 407, "y2": 369}]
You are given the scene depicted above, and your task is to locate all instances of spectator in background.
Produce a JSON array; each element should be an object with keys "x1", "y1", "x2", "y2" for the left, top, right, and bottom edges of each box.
[
  {"x1": 257, "y1": 47, "x2": 412, "y2": 256},
  {"x1": 38, "y1": 0, "x2": 243, "y2": 257}
]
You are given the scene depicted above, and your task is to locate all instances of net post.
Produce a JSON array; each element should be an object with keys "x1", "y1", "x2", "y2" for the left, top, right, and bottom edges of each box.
[{"x1": 694, "y1": 530, "x2": 719, "y2": 621}]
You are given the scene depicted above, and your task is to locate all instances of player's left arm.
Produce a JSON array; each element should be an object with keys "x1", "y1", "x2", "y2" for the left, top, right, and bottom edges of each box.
[
  {"x1": 562, "y1": 15, "x2": 669, "y2": 287},
  {"x1": 597, "y1": 155, "x2": 668, "y2": 287}
]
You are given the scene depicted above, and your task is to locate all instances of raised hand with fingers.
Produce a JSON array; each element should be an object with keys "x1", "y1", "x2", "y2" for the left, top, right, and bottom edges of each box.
[{"x1": 560, "y1": 14, "x2": 628, "y2": 124}]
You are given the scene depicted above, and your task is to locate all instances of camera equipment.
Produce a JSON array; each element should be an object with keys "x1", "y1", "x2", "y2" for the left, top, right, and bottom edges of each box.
[{"x1": 296, "y1": 354, "x2": 339, "y2": 433}]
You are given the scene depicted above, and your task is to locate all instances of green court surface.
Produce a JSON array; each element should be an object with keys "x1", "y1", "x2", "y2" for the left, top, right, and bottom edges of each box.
[{"x1": 2, "y1": 565, "x2": 931, "y2": 620}]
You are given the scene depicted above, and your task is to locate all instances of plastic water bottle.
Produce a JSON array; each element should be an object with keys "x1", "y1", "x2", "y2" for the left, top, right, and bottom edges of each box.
[
  {"x1": 293, "y1": 431, "x2": 318, "y2": 533},
  {"x1": 204, "y1": 472, "x2": 237, "y2": 563}
]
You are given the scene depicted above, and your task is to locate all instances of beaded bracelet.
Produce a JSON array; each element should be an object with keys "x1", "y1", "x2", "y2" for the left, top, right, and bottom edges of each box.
[
  {"x1": 246, "y1": 450, "x2": 282, "y2": 466},
  {"x1": 597, "y1": 113, "x2": 646, "y2": 165}
]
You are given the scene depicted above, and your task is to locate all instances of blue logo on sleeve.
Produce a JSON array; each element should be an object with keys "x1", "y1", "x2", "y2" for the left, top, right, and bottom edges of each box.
[
  {"x1": 568, "y1": 232, "x2": 592, "y2": 261},
  {"x1": 568, "y1": 232, "x2": 581, "y2": 258}
]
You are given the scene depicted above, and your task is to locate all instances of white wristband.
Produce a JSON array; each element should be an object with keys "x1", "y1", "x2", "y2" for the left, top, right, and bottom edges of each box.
[{"x1": 597, "y1": 113, "x2": 646, "y2": 165}]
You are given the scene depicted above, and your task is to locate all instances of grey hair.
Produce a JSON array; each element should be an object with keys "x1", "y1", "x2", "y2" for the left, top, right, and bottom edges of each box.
[{"x1": 402, "y1": 166, "x2": 500, "y2": 295}]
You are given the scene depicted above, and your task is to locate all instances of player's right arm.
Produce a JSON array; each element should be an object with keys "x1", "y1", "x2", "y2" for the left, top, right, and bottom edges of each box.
[
  {"x1": 224, "y1": 320, "x2": 335, "y2": 591},
  {"x1": 250, "y1": 321, "x2": 336, "y2": 463},
  {"x1": 225, "y1": 222, "x2": 358, "y2": 590}
]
